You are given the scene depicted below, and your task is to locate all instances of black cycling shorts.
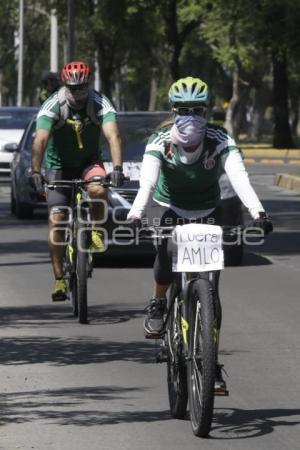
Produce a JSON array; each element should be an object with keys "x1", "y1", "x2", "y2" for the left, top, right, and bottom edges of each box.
[{"x1": 45, "y1": 162, "x2": 106, "y2": 214}]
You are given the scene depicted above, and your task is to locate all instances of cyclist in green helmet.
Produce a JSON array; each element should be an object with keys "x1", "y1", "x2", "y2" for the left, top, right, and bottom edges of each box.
[
  {"x1": 128, "y1": 76, "x2": 273, "y2": 390},
  {"x1": 32, "y1": 61, "x2": 124, "y2": 301}
]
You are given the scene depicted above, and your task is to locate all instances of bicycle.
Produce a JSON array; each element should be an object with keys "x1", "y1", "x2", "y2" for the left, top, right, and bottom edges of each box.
[
  {"x1": 47, "y1": 176, "x2": 111, "y2": 324},
  {"x1": 144, "y1": 223, "x2": 246, "y2": 437}
]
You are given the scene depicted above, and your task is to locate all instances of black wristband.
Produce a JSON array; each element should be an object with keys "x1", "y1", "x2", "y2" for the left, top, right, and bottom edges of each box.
[
  {"x1": 32, "y1": 171, "x2": 41, "y2": 175},
  {"x1": 113, "y1": 165, "x2": 123, "y2": 172}
]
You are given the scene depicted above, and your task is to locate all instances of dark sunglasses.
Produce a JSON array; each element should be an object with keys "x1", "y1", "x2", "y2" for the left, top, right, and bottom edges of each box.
[
  {"x1": 173, "y1": 106, "x2": 207, "y2": 116},
  {"x1": 67, "y1": 84, "x2": 88, "y2": 92}
]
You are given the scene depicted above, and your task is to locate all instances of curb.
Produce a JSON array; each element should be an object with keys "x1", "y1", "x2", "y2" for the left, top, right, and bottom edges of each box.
[
  {"x1": 274, "y1": 173, "x2": 300, "y2": 192},
  {"x1": 241, "y1": 148, "x2": 300, "y2": 165}
]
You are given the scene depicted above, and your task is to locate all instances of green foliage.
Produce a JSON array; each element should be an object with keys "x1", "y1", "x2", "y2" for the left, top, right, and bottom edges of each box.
[
  {"x1": 199, "y1": 0, "x2": 266, "y2": 72},
  {"x1": 0, "y1": 0, "x2": 299, "y2": 125}
]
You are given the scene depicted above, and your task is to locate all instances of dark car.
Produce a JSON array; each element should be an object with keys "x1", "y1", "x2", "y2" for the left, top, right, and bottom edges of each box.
[
  {"x1": 10, "y1": 112, "x2": 244, "y2": 264},
  {"x1": 10, "y1": 115, "x2": 45, "y2": 219}
]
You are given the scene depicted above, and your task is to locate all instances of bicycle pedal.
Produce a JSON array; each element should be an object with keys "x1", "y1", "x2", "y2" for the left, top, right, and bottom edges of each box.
[{"x1": 214, "y1": 388, "x2": 229, "y2": 397}]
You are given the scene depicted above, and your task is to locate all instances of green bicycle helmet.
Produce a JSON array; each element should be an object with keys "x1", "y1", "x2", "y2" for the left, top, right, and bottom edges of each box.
[{"x1": 168, "y1": 77, "x2": 209, "y2": 104}]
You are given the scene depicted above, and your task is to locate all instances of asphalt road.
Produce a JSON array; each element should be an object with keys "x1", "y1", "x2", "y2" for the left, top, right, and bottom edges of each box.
[{"x1": 0, "y1": 165, "x2": 299, "y2": 450}]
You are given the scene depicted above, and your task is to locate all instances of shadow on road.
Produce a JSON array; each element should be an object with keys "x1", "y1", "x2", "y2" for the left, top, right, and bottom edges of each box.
[
  {"x1": 94, "y1": 254, "x2": 155, "y2": 268},
  {"x1": 0, "y1": 240, "x2": 48, "y2": 255},
  {"x1": 212, "y1": 407, "x2": 300, "y2": 439},
  {"x1": 0, "y1": 303, "x2": 144, "y2": 329},
  {"x1": 0, "y1": 385, "x2": 171, "y2": 426},
  {"x1": 0, "y1": 218, "x2": 47, "y2": 230},
  {"x1": 262, "y1": 198, "x2": 300, "y2": 231},
  {"x1": 253, "y1": 231, "x2": 300, "y2": 257},
  {"x1": 94, "y1": 252, "x2": 273, "y2": 268},
  {"x1": 241, "y1": 251, "x2": 272, "y2": 266},
  {"x1": 0, "y1": 335, "x2": 157, "y2": 366},
  {"x1": 0, "y1": 259, "x2": 51, "y2": 267}
]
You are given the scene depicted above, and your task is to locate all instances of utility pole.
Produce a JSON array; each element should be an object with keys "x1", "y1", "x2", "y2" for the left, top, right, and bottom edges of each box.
[
  {"x1": 94, "y1": 51, "x2": 101, "y2": 91},
  {"x1": 17, "y1": 0, "x2": 24, "y2": 106},
  {"x1": 93, "y1": 0, "x2": 100, "y2": 90},
  {"x1": 67, "y1": 0, "x2": 75, "y2": 61},
  {"x1": 50, "y1": 10, "x2": 58, "y2": 72}
]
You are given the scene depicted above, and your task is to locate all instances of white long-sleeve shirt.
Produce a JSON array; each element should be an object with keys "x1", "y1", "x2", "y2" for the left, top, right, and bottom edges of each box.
[{"x1": 128, "y1": 128, "x2": 264, "y2": 220}]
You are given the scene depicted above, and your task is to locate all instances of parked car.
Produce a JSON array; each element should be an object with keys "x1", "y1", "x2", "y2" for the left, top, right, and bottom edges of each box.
[
  {"x1": 0, "y1": 106, "x2": 38, "y2": 175},
  {"x1": 10, "y1": 112, "x2": 244, "y2": 264}
]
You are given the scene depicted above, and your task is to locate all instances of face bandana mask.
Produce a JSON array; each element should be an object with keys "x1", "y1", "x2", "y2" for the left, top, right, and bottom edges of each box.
[
  {"x1": 170, "y1": 115, "x2": 207, "y2": 147},
  {"x1": 65, "y1": 86, "x2": 89, "y2": 110}
]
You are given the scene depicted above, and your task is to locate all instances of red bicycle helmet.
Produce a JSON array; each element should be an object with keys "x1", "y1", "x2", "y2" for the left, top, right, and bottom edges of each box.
[{"x1": 61, "y1": 61, "x2": 91, "y2": 85}]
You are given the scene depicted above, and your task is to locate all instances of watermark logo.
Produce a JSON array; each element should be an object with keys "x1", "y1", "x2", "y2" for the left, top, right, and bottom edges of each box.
[{"x1": 48, "y1": 202, "x2": 266, "y2": 250}]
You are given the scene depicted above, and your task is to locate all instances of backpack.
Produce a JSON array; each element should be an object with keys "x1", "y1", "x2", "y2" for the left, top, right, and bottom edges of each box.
[{"x1": 54, "y1": 86, "x2": 101, "y2": 130}]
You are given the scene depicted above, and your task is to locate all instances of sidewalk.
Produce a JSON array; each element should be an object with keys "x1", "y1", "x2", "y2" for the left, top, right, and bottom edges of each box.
[
  {"x1": 241, "y1": 147, "x2": 300, "y2": 165},
  {"x1": 274, "y1": 173, "x2": 300, "y2": 192},
  {"x1": 240, "y1": 146, "x2": 300, "y2": 192}
]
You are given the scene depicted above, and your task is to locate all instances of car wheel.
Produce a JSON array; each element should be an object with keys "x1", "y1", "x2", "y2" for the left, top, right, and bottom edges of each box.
[
  {"x1": 15, "y1": 197, "x2": 33, "y2": 219},
  {"x1": 224, "y1": 242, "x2": 244, "y2": 267}
]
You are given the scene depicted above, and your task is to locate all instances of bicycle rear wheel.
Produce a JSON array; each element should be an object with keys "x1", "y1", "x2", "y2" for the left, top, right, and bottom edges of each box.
[
  {"x1": 76, "y1": 221, "x2": 88, "y2": 324},
  {"x1": 187, "y1": 278, "x2": 216, "y2": 437},
  {"x1": 166, "y1": 281, "x2": 188, "y2": 419}
]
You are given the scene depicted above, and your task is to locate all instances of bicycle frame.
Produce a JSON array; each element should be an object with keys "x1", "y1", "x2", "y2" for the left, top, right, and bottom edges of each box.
[
  {"x1": 149, "y1": 222, "x2": 265, "y2": 436},
  {"x1": 47, "y1": 176, "x2": 111, "y2": 322}
]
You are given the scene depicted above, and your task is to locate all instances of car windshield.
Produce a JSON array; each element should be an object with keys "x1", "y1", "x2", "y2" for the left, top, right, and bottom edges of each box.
[
  {"x1": 21, "y1": 113, "x2": 171, "y2": 163},
  {"x1": 100, "y1": 113, "x2": 171, "y2": 161},
  {"x1": 0, "y1": 110, "x2": 36, "y2": 130}
]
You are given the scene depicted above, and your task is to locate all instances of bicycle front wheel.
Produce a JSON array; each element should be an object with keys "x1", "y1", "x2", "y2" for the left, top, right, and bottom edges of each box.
[
  {"x1": 70, "y1": 273, "x2": 78, "y2": 317},
  {"x1": 63, "y1": 232, "x2": 78, "y2": 318},
  {"x1": 187, "y1": 278, "x2": 216, "y2": 437},
  {"x1": 76, "y1": 222, "x2": 88, "y2": 324},
  {"x1": 166, "y1": 281, "x2": 188, "y2": 419}
]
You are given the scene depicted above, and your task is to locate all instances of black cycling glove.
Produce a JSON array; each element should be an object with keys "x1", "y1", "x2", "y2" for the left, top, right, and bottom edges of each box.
[
  {"x1": 30, "y1": 171, "x2": 45, "y2": 194},
  {"x1": 253, "y1": 212, "x2": 273, "y2": 235},
  {"x1": 110, "y1": 165, "x2": 125, "y2": 188}
]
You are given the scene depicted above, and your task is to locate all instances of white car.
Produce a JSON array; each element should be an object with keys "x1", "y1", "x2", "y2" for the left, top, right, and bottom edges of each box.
[{"x1": 0, "y1": 106, "x2": 38, "y2": 175}]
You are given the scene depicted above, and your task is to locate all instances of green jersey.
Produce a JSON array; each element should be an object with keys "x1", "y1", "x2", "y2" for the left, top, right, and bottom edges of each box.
[
  {"x1": 36, "y1": 90, "x2": 116, "y2": 169},
  {"x1": 145, "y1": 123, "x2": 242, "y2": 211}
]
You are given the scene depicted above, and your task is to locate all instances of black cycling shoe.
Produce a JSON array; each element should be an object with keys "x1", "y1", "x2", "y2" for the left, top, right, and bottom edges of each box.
[
  {"x1": 144, "y1": 298, "x2": 167, "y2": 339},
  {"x1": 214, "y1": 363, "x2": 229, "y2": 396}
]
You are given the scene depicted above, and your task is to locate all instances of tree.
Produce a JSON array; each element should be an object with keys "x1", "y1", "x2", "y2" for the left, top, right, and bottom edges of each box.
[
  {"x1": 199, "y1": 0, "x2": 268, "y2": 139},
  {"x1": 77, "y1": 0, "x2": 157, "y2": 99},
  {"x1": 159, "y1": 0, "x2": 202, "y2": 80},
  {"x1": 200, "y1": 0, "x2": 300, "y2": 147},
  {"x1": 0, "y1": 1, "x2": 19, "y2": 104},
  {"x1": 262, "y1": 0, "x2": 300, "y2": 148}
]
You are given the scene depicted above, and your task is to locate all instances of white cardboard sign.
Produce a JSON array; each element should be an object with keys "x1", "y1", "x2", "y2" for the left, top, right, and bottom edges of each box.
[{"x1": 173, "y1": 223, "x2": 224, "y2": 272}]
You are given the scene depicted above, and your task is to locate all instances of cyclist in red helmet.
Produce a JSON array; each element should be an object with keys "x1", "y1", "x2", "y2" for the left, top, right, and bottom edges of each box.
[{"x1": 31, "y1": 60, "x2": 124, "y2": 301}]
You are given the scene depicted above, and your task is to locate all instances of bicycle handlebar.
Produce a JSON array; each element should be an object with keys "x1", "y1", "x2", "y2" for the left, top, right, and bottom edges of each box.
[
  {"x1": 131, "y1": 223, "x2": 265, "y2": 239},
  {"x1": 47, "y1": 175, "x2": 130, "y2": 190}
]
